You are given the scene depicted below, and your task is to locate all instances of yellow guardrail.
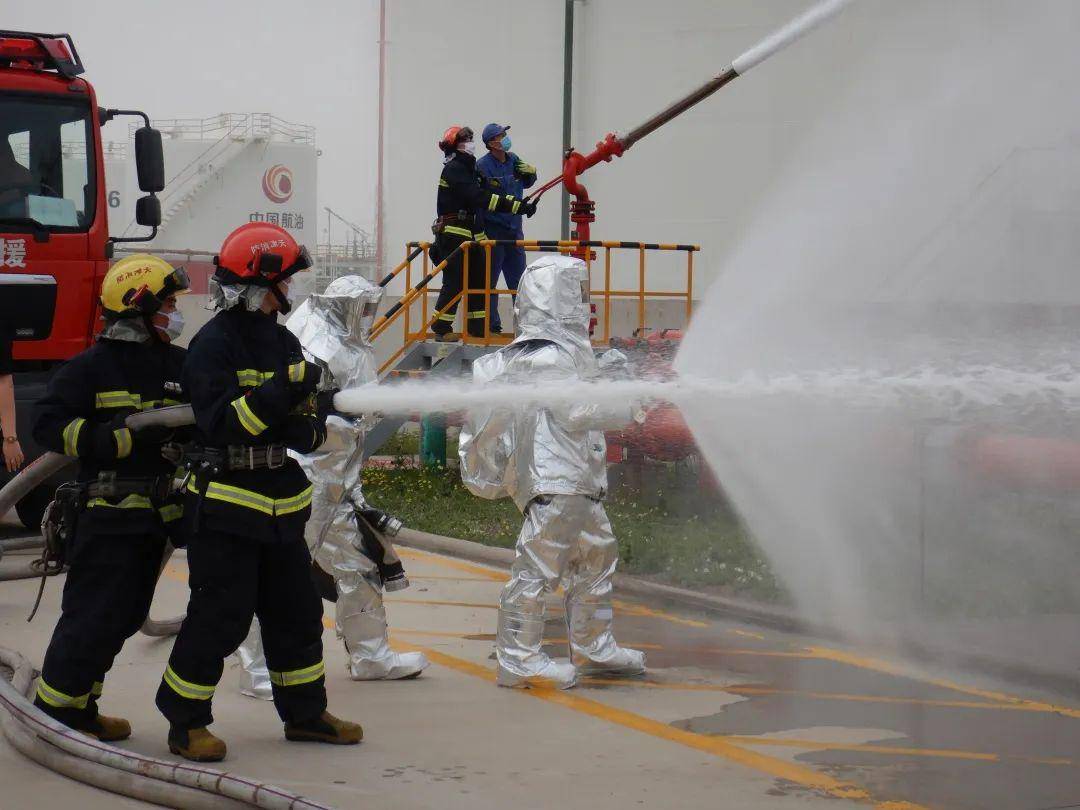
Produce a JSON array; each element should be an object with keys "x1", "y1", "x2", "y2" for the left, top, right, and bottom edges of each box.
[{"x1": 371, "y1": 240, "x2": 699, "y2": 376}]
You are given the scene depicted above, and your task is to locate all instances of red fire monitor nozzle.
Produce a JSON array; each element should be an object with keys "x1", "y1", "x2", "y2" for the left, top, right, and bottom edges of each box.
[{"x1": 528, "y1": 0, "x2": 855, "y2": 251}]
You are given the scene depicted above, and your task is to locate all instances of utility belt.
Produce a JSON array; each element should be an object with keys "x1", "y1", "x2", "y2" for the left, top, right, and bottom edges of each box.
[
  {"x1": 432, "y1": 212, "x2": 483, "y2": 239},
  {"x1": 167, "y1": 442, "x2": 289, "y2": 476},
  {"x1": 434, "y1": 212, "x2": 475, "y2": 229},
  {"x1": 83, "y1": 472, "x2": 173, "y2": 504}
]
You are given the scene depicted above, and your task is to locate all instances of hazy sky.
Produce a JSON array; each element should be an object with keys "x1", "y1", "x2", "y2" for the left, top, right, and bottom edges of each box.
[{"x1": 5, "y1": 0, "x2": 379, "y2": 237}]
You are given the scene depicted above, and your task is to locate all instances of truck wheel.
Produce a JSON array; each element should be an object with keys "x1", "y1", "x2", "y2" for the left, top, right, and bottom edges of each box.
[{"x1": 15, "y1": 487, "x2": 52, "y2": 531}]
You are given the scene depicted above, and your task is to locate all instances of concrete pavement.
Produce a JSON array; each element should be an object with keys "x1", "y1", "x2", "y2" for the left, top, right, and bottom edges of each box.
[{"x1": 1, "y1": 522, "x2": 1078, "y2": 809}]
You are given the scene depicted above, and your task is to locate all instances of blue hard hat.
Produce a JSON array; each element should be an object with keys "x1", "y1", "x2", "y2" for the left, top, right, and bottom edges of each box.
[{"x1": 482, "y1": 123, "x2": 509, "y2": 144}]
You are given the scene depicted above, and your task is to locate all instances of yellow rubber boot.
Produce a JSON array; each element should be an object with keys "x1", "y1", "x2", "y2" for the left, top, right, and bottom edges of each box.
[
  {"x1": 87, "y1": 713, "x2": 131, "y2": 742},
  {"x1": 168, "y1": 727, "x2": 227, "y2": 762},
  {"x1": 284, "y1": 711, "x2": 363, "y2": 745}
]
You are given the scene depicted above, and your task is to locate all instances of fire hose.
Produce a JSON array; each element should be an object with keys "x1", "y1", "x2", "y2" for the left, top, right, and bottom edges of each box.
[
  {"x1": 0, "y1": 648, "x2": 331, "y2": 809},
  {"x1": 0, "y1": 405, "x2": 336, "y2": 808}
]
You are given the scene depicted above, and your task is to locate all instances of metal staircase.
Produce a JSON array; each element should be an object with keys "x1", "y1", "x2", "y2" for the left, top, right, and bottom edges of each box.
[{"x1": 158, "y1": 139, "x2": 250, "y2": 229}]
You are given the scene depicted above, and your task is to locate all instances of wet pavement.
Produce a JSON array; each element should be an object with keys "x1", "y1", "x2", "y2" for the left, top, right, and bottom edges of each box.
[{"x1": 1, "y1": 515, "x2": 1078, "y2": 809}]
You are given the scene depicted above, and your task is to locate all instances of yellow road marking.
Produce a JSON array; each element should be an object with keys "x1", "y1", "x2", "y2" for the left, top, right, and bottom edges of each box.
[
  {"x1": 580, "y1": 680, "x2": 1065, "y2": 715},
  {"x1": 388, "y1": 639, "x2": 928, "y2": 809},
  {"x1": 398, "y1": 548, "x2": 505, "y2": 581},
  {"x1": 387, "y1": 629, "x2": 665, "y2": 651},
  {"x1": 726, "y1": 736, "x2": 1074, "y2": 767},
  {"x1": 385, "y1": 598, "x2": 503, "y2": 610},
  {"x1": 613, "y1": 599, "x2": 710, "y2": 628},
  {"x1": 399, "y1": 547, "x2": 711, "y2": 629},
  {"x1": 804, "y1": 647, "x2": 1080, "y2": 720},
  {"x1": 730, "y1": 628, "x2": 766, "y2": 640}
]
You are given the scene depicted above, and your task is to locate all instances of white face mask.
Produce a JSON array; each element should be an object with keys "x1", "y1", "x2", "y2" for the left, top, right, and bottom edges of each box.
[
  {"x1": 458, "y1": 141, "x2": 476, "y2": 156},
  {"x1": 158, "y1": 309, "x2": 185, "y2": 342}
]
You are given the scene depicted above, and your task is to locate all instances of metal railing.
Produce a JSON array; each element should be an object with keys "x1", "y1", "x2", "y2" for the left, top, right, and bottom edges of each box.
[
  {"x1": 370, "y1": 239, "x2": 698, "y2": 375},
  {"x1": 129, "y1": 113, "x2": 316, "y2": 145},
  {"x1": 11, "y1": 140, "x2": 126, "y2": 161}
]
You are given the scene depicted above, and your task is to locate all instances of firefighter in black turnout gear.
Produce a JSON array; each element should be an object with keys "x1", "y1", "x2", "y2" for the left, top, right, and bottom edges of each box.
[
  {"x1": 155, "y1": 222, "x2": 362, "y2": 763},
  {"x1": 32, "y1": 254, "x2": 190, "y2": 740},
  {"x1": 432, "y1": 125, "x2": 538, "y2": 340}
]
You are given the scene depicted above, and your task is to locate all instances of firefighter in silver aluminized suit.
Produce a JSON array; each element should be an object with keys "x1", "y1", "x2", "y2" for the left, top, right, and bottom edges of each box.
[
  {"x1": 236, "y1": 275, "x2": 428, "y2": 698},
  {"x1": 459, "y1": 254, "x2": 646, "y2": 689}
]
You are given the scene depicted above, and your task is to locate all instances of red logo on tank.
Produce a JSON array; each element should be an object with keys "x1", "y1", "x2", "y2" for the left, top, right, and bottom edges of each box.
[{"x1": 261, "y1": 164, "x2": 293, "y2": 204}]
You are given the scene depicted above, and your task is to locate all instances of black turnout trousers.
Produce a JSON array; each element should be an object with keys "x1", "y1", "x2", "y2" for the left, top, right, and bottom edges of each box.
[
  {"x1": 34, "y1": 524, "x2": 166, "y2": 728},
  {"x1": 155, "y1": 526, "x2": 326, "y2": 730}
]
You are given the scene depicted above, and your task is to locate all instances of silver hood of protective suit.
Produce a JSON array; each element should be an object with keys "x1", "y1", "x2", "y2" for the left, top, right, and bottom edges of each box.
[
  {"x1": 510, "y1": 254, "x2": 596, "y2": 375},
  {"x1": 286, "y1": 275, "x2": 383, "y2": 389},
  {"x1": 207, "y1": 276, "x2": 273, "y2": 313},
  {"x1": 98, "y1": 318, "x2": 151, "y2": 343},
  {"x1": 460, "y1": 257, "x2": 636, "y2": 512}
]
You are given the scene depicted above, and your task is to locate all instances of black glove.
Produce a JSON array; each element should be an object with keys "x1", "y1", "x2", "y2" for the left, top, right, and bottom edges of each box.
[
  {"x1": 286, "y1": 359, "x2": 322, "y2": 408},
  {"x1": 316, "y1": 388, "x2": 338, "y2": 420},
  {"x1": 133, "y1": 420, "x2": 175, "y2": 445},
  {"x1": 93, "y1": 413, "x2": 168, "y2": 459},
  {"x1": 521, "y1": 199, "x2": 538, "y2": 218}
]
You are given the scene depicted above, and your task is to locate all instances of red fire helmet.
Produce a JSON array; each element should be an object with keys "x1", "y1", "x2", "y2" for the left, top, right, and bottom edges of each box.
[
  {"x1": 438, "y1": 125, "x2": 473, "y2": 152},
  {"x1": 213, "y1": 222, "x2": 311, "y2": 286}
]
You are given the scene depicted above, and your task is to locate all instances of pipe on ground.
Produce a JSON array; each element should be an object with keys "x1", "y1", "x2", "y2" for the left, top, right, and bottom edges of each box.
[
  {"x1": 1, "y1": 537, "x2": 44, "y2": 552},
  {"x1": 0, "y1": 648, "x2": 333, "y2": 809},
  {"x1": 0, "y1": 561, "x2": 41, "y2": 582}
]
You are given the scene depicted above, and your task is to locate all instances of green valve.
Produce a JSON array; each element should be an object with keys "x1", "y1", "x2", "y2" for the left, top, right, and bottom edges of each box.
[{"x1": 420, "y1": 414, "x2": 447, "y2": 468}]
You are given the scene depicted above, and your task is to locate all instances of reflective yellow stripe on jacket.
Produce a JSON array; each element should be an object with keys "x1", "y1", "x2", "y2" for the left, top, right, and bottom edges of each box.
[
  {"x1": 113, "y1": 427, "x2": 133, "y2": 459},
  {"x1": 236, "y1": 369, "x2": 275, "y2": 388},
  {"x1": 95, "y1": 391, "x2": 183, "y2": 411},
  {"x1": 62, "y1": 417, "x2": 85, "y2": 457},
  {"x1": 95, "y1": 390, "x2": 141, "y2": 410},
  {"x1": 231, "y1": 395, "x2": 268, "y2": 436},
  {"x1": 187, "y1": 479, "x2": 313, "y2": 517}
]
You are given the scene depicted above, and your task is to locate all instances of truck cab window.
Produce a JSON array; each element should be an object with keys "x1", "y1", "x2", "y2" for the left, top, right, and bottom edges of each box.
[{"x1": 0, "y1": 97, "x2": 95, "y2": 230}]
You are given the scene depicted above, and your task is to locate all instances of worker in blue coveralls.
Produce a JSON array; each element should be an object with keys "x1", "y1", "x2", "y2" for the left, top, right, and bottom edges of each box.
[{"x1": 476, "y1": 123, "x2": 537, "y2": 334}]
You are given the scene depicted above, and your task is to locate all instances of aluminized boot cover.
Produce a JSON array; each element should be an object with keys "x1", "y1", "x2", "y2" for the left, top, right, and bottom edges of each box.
[{"x1": 236, "y1": 618, "x2": 273, "y2": 701}]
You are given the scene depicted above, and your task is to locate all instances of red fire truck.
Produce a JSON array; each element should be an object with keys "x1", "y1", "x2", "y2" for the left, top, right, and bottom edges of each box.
[{"x1": 0, "y1": 31, "x2": 164, "y2": 526}]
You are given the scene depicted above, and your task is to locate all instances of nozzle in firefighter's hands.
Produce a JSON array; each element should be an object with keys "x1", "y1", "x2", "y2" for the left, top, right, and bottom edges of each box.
[
  {"x1": 521, "y1": 199, "x2": 538, "y2": 218},
  {"x1": 357, "y1": 506, "x2": 403, "y2": 538}
]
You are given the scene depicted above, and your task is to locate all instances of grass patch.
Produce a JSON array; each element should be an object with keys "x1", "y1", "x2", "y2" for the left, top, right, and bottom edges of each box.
[
  {"x1": 373, "y1": 427, "x2": 459, "y2": 460},
  {"x1": 363, "y1": 460, "x2": 783, "y2": 602}
]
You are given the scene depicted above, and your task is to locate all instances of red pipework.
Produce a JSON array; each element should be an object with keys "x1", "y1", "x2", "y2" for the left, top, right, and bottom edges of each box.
[
  {"x1": 561, "y1": 132, "x2": 626, "y2": 201},
  {"x1": 559, "y1": 133, "x2": 625, "y2": 256}
]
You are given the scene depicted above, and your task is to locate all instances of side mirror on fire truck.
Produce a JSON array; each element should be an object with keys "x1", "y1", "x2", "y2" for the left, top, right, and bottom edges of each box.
[
  {"x1": 134, "y1": 126, "x2": 165, "y2": 193},
  {"x1": 135, "y1": 194, "x2": 161, "y2": 228}
]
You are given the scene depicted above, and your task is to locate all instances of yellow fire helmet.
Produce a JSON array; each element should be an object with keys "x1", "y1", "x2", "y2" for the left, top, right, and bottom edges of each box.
[{"x1": 100, "y1": 254, "x2": 190, "y2": 319}]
